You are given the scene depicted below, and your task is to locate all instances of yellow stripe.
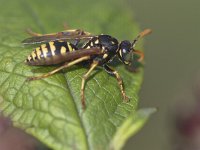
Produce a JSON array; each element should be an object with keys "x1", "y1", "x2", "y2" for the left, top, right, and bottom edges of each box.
[
  {"x1": 95, "y1": 39, "x2": 99, "y2": 44},
  {"x1": 41, "y1": 44, "x2": 48, "y2": 58},
  {"x1": 67, "y1": 43, "x2": 73, "y2": 52},
  {"x1": 31, "y1": 51, "x2": 36, "y2": 60},
  {"x1": 119, "y1": 49, "x2": 122, "y2": 58},
  {"x1": 27, "y1": 55, "x2": 32, "y2": 61},
  {"x1": 124, "y1": 61, "x2": 130, "y2": 65},
  {"x1": 49, "y1": 42, "x2": 56, "y2": 55},
  {"x1": 61, "y1": 46, "x2": 66, "y2": 55},
  {"x1": 103, "y1": 53, "x2": 108, "y2": 59},
  {"x1": 35, "y1": 47, "x2": 41, "y2": 59}
]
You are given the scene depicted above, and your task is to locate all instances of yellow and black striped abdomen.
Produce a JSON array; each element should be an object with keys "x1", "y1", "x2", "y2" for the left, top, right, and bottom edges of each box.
[{"x1": 25, "y1": 41, "x2": 77, "y2": 65}]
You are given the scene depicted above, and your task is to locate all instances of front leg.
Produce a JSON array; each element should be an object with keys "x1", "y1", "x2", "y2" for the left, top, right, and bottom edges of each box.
[{"x1": 103, "y1": 64, "x2": 129, "y2": 102}]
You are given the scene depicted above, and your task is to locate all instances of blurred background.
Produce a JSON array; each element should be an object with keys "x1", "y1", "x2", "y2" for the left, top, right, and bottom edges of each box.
[{"x1": 125, "y1": 0, "x2": 200, "y2": 150}]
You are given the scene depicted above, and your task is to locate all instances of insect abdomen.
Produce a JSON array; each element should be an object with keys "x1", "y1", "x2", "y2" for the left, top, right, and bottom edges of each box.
[{"x1": 25, "y1": 41, "x2": 77, "y2": 65}]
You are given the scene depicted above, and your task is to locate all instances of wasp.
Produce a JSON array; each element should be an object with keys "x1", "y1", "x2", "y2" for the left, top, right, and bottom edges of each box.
[{"x1": 22, "y1": 27, "x2": 152, "y2": 109}]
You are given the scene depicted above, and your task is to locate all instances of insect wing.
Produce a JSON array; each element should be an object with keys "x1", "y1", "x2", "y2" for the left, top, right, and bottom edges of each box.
[
  {"x1": 26, "y1": 46, "x2": 103, "y2": 66},
  {"x1": 22, "y1": 30, "x2": 94, "y2": 45},
  {"x1": 61, "y1": 47, "x2": 103, "y2": 62}
]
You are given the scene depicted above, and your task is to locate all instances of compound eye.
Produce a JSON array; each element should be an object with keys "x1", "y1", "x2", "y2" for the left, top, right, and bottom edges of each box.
[
  {"x1": 119, "y1": 48, "x2": 132, "y2": 65},
  {"x1": 122, "y1": 48, "x2": 127, "y2": 54},
  {"x1": 123, "y1": 51, "x2": 132, "y2": 65}
]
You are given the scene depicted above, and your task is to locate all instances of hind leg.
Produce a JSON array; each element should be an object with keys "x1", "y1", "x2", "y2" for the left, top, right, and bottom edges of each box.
[{"x1": 27, "y1": 56, "x2": 91, "y2": 81}]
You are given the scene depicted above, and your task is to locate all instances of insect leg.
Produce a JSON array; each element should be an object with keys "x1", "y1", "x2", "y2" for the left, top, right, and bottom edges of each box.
[
  {"x1": 81, "y1": 61, "x2": 99, "y2": 109},
  {"x1": 103, "y1": 64, "x2": 129, "y2": 102},
  {"x1": 27, "y1": 56, "x2": 91, "y2": 81},
  {"x1": 26, "y1": 28, "x2": 43, "y2": 36},
  {"x1": 133, "y1": 50, "x2": 144, "y2": 62}
]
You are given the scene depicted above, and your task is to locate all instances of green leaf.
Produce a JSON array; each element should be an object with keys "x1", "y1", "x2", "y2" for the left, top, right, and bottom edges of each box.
[
  {"x1": 110, "y1": 108, "x2": 157, "y2": 150},
  {"x1": 0, "y1": 0, "x2": 154, "y2": 150}
]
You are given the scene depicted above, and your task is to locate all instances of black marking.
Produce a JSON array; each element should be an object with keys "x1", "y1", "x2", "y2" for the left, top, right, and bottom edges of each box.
[
  {"x1": 30, "y1": 56, "x2": 33, "y2": 61},
  {"x1": 40, "y1": 45, "x2": 45, "y2": 58},
  {"x1": 35, "y1": 48, "x2": 41, "y2": 60},
  {"x1": 34, "y1": 50, "x2": 38, "y2": 60},
  {"x1": 54, "y1": 47, "x2": 61, "y2": 55},
  {"x1": 65, "y1": 43, "x2": 70, "y2": 52},
  {"x1": 54, "y1": 41, "x2": 68, "y2": 55},
  {"x1": 31, "y1": 50, "x2": 37, "y2": 60},
  {"x1": 69, "y1": 43, "x2": 77, "y2": 51},
  {"x1": 45, "y1": 43, "x2": 52, "y2": 58}
]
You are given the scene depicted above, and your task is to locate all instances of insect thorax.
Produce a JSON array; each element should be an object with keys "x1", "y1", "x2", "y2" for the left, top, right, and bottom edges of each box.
[{"x1": 83, "y1": 35, "x2": 119, "y2": 64}]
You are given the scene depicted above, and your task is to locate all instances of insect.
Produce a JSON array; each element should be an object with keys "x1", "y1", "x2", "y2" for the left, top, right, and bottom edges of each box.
[{"x1": 23, "y1": 27, "x2": 152, "y2": 109}]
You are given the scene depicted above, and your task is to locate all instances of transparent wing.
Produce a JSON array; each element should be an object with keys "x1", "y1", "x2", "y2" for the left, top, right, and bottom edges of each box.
[
  {"x1": 22, "y1": 29, "x2": 95, "y2": 45},
  {"x1": 26, "y1": 47, "x2": 103, "y2": 66},
  {"x1": 60, "y1": 47, "x2": 103, "y2": 62}
]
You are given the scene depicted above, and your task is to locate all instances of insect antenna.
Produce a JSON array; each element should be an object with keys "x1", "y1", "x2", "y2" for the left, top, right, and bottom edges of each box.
[
  {"x1": 131, "y1": 29, "x2": 152, "y2": 62},
  {"x1": 131, "y1": 28, "x2": 152, "y2": 47}
]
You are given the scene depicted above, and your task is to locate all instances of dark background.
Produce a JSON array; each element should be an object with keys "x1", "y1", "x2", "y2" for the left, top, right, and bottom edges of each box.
[{"x1": 125, "y1": 0, "x2": 200, "y2": 150}]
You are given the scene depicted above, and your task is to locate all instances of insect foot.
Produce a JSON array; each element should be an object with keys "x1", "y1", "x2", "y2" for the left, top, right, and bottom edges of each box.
[
  {"x1": 26, "y1": 76, "x2": 39, "y2": 82},
  {"x1": 122, "y1": 94, "x2": 131, "y2": 102}
]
